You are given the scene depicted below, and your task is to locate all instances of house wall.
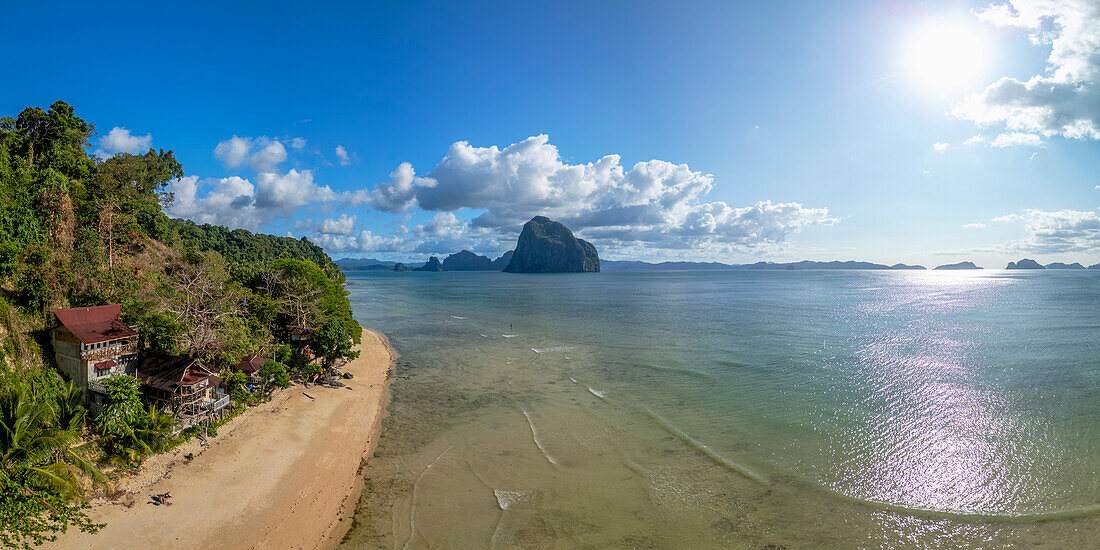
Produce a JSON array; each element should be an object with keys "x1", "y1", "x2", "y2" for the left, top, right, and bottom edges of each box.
[{"x1": 51, "y1": 327, "x2": 86, "y2": 389}]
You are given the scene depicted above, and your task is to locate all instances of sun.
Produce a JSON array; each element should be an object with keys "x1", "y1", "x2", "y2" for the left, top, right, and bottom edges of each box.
[{"x1": 904, "y1": 22, "x2": 991, "y2": 91}]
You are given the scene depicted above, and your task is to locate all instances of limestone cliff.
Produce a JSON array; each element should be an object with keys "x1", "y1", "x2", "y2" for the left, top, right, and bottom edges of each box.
[{"x1": 503, "y1": 216, "x2": 599, "y2": 273}]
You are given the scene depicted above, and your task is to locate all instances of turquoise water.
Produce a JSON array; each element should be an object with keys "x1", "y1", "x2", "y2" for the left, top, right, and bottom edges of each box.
[{"x1": 340, "y1": 270, "x2": 1100, "y2": 549}]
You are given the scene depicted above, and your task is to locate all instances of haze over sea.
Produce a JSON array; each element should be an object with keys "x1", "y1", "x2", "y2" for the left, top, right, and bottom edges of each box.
[{"x1": 341, "y1": 269, "x2": 1100, "y2": 549}]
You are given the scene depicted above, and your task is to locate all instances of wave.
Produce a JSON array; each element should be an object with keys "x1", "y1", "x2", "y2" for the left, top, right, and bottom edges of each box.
[
  {"x1": 521, "y1": 407, "x2": 562, "y2": 468},
  {"x1": 530, "y1": 346, "x2": 575, "y2": 354},
  {"x1": 494, "y1": 489, "x2": 537, "y2": 511},
  {"x1": 640, "y1": 407, "x2": 767, "y2": 484},
  {"x1": 502, "y1": 334, "x2": 517, "y2": 338},
  {"x1": 403, "y1": 445, "x2": 453, "y2": 550},
  {"x1": 450, "y1": 315, "x2": 467, "y2": 319},
  {"x1": 480, "y1": 333, "x2": 488, "y2": 338}
]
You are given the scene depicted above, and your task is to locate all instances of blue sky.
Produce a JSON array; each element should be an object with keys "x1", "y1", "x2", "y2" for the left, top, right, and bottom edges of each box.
[{"x1": 3, "y1": 0, "x2": 1098, "y2": 267}]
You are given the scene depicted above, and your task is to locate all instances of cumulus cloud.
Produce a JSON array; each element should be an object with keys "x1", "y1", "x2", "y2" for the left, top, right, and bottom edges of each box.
[
  {"x1": 166, "y1": 169, "x2": 335, "y2": 231},
  {"x1": 97, "y1": 127, "x2": 152, "y2": 156},
  {"x1": 360, "y1": 135, "x2": 835, "y2": 254},
  {"x1": 335, "y1": 145, "x2": 352, "y2": 165},
  {"x1": 933, "y1": 142, "x2": 949, "y2": 152},
  {"x1": 214, "y1": 135, "x2": 292, "y2": 172},
  {"x1": 289, "y1": 137, "x2": 307, "y2": 150},
  {"x1": 214, "y1": 136, "x2": 251, "y2": 168},
  {"x1": 993, "y1": 208, "x2": 1100, "y2": 253},
  {"x1": 249, "y1": 140, "x2": 287, "y2": 172},
  {"x1": 953, "y1": 1, "x2": 1100, "y2": 141},
  {"x1": 321, "y1": 214, "x2": 356, "y2": 235}
]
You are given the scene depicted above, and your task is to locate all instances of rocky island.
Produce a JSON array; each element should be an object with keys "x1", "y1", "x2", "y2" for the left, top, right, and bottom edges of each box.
[
  {"x1": 413, "y1": 256, "x2": 445, "y2": 271},
  {"x1": 934, "y1": 261, "x2": 983, "y2": 270},
  {"x1": 503, "y1": 216, "x2": 600, "y2": 273},
  {"x1": 1006, "y1": 258, "x2": 1044, "y2": 269}
]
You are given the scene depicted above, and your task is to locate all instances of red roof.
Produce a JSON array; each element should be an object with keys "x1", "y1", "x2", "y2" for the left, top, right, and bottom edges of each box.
[
  {"x1": 50, "y1": 304, "x2": 137, "y2": 344},
  {"x1": 236, "y1": 355, "x2": 268, "y2": 374},
  {"x1": 95, "y1": 360, "x2": 117, "y2": 370}
]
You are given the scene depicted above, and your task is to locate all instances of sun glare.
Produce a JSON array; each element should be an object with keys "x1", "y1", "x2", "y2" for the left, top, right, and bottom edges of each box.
[{"x1": 905, "y1": 22, "x2": 991, "y2": 91}]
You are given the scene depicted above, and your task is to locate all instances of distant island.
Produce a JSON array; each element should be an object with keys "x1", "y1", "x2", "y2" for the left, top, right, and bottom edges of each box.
[
  {"x1": 503, "y1": 216, "x2": 600, "y2": 273},
  {"x1": 934, "y1": 261, "x2": 983, "y2": 270},
  {"x1": 1006, "y1": 258, "x2": 1044, "y2": 269},
  {"x1": 337, "y1": 250, "x2": 1100, "y2": 274}
]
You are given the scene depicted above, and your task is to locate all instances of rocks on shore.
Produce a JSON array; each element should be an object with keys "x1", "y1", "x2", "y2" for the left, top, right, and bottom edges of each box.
[{"x1": 503, "y1": 216, "x2": 600, "y2": 273}]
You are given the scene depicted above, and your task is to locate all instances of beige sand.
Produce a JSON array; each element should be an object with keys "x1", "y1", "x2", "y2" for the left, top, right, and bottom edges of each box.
[{"x1": 50, "y1": 328, "x2": 393, "y2": 550}]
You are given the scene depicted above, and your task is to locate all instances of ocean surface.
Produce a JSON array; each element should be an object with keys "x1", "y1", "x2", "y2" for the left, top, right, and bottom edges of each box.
[{"x1": 338, "y1": 269, "x2": 1100, "y2": 549}]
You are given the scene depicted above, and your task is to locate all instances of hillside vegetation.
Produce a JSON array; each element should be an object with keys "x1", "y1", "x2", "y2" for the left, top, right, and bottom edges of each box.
[{"x1": 0, "y1": 101, "x2": 358, "y2": 547}]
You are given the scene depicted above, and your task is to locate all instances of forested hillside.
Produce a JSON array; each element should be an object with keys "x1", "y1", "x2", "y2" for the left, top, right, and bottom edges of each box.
[{"x1": 0, "y1": 101, "x2": 358, "y2": 547}]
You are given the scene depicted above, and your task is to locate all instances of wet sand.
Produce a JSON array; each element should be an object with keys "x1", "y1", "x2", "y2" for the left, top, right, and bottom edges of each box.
[{"x1": 50, "y1": 328, "x2": 393, "y2": 550}]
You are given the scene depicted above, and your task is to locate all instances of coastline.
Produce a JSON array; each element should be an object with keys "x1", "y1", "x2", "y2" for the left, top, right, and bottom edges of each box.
[{"x1": 50, "y1": 328, "x2": 394, "y2": 550}]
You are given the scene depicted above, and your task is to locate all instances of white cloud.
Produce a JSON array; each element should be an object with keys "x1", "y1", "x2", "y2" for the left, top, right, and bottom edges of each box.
[
  {"x1": 311, "y1": 230, "x2": 407, "y2": 254},
  {"x1": 964, "y1": 135, "x2": 987, "y2": 145},
  {"x1": 363, "y1": 162, "x2": 435, "y2": 213},
  {"x1": 249, "y1": 140, "x2": 287, "y2": 173},
  {"x1": 993, "y1": 208, "x2": 1100, "y2": 253},
  {"x1": 322, "y1": 214, "x2": 356, "y2": 235},
  {"x1": 166, "y1": 168, "x2": 335, "y2": 231},
  {"x1": 962, "y1": 223, "x2": 987, "y2": 229},
  {"x1": 289, "y1": 137, "x2": 307, "y2": 150},
  {"x1": 953, "y1": 1, "x2": 1100, "y2": 141},
  {"x1": 990, "y1": 132, "x2": 1043, "y2": 147},
  {"x1": 97, "y1": 127, "x2": 152, "y2": 156},
  {"x1": 335, "y1": 145, "x2": 352, "y2": 165},
  {"x1": 214, "y1": 136, "x2": 251, "y2": 168},
  {"x1": 933, "y1": 142, "x2": 949, "y2": 152},
  {"x1": 358, "y1": 135, "x2": 835, "y2": 254},
  {"x1": 165, "y1": 175, "x2": 262, "y2": 229},
  {"x1": 214, "y1": 135, "x2": 290, "y2": 172}
]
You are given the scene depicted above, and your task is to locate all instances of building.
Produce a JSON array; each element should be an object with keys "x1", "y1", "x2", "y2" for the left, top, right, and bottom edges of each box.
[
  {"x1": 136, "y1": 355, "x2": 230, "y2": 425},
  {"x1": 234, "y1": 355, "x2": 269, "y2": 386},
  {"x1": 50, "y1": 304, "x2": 140, "y2": 408}
]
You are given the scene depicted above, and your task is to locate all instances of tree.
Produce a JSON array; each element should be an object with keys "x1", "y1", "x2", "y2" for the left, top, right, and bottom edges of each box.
[
  {"x1": 97, "y1": 376, "x2": 173, "y2": 465},
  {"x1": 312, "y1": 317, "x2": 357, "y2": 370},
  {"x1": 258, "y1": 361, "x2": 291, "y2": 395},
  {"x1": 0, "y1": 376, "x2": 104, "y2": 547},
  {"x1": 161, "y1": 252, "x2": 244, "y2": 359}
]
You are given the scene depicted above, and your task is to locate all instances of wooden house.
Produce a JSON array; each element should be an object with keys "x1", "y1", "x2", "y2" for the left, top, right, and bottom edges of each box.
[
  {"x1": 49, "y1": 304, "x2": 140, "y2": 408},
  {"x1": 136, "y1": 355, "x2": 230, "y2": 424},
  {"x1": 234, "y1": 355, "x2": 269, "y2": 386}
]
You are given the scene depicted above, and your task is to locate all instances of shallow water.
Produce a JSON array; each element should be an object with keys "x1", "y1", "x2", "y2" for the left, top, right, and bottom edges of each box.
[{"x1": 340, "y1": 270, "x2": 1100, "y2": 549}]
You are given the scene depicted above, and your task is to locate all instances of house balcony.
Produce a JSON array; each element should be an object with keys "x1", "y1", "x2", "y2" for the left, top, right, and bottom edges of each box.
[
  {"x1": 205, "y1": 394, "x2": 231, "y2": 412},
  {"x1": 81, "y1": 341, "x2": 137, "y2": 362},
  {"x1": 87, "y1": 381, "x2": 108, "y2": 394}
]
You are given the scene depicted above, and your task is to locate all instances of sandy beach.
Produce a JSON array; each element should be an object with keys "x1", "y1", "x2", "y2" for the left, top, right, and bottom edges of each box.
[{"x1": 50, "y1": 328, "x2": 393, "y2": 550}]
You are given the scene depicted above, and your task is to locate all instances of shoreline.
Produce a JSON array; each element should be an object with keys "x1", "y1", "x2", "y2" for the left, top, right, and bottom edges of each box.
[{"x1": 50, "y1": 328, "x2": 394, "y2": 550}]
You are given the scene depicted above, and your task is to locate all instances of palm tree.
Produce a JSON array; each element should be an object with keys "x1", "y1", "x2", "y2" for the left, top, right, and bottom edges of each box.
[{"x1": 0, "y1": 378, "x2": 105, "y2": 498}]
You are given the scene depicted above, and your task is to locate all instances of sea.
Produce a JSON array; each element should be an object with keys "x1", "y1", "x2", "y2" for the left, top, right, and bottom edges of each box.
[{"x1": 338, "y1": 269, "x2": 1100, "y2": 549}]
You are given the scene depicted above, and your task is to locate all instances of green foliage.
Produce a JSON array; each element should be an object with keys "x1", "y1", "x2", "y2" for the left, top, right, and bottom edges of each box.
[
  {"x1": 220, "y1": 370, "x2": 249, "y2": 401},
  {"x1": 97, "y1": 376, "x2": 144, "y2": 438},
  {"x1": 173, "y1": 220, "x2": 338, "y2": 276},
  {"x1": 1, "y1": 475, "x2": 103, "y2": 550},
  {"x1": 0, "y1": 100, "x2": 361, "y2": 541},
  {"x1": 0, "y1": 372, "x2": 105, "y2": 546},
  {"x1": 97, "y1": 376, "x2": 174, "y2": 466},
  {"x1": 258, "y1": 361, "x2": 291, "y2": 395}
]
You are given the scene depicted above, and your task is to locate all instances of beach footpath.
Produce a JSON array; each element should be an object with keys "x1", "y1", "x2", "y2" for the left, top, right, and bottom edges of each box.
[{"x1": 50, "y1": 328, "x2": 393, "y2": 550}]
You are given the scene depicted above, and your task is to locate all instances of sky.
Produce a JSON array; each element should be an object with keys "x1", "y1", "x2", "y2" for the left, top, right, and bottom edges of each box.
[{"x1": 2, "y1": 0, "x2": 1098, "y2": 268}]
